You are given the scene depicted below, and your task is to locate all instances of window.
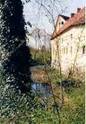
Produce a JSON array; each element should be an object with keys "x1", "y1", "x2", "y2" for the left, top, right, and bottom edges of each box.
[
  {"x1": 82, "y1": 45, "x2": 85, "y2": 54},
  {"x1": 66, "y1": 47, "x2": 68, "y2": 54},
  {"x1": 59, "y1": 22, "x2": 60, "y2": 26},
  {"x1": 70, "y1": 46, "x2": 72, "y2": 54},
  {"x1": 63, "y1": 47, "x2": 68, "y2": 54},
  {"x1": 64, "y1": 48, "x2": 65, "y2": 54},
  {"x1": 70, "y1": 34, "x2": 73, "y2": 39},
  {"x1": 61, "y1": 38, "x2": 63, "y2": 43},
  {"x1": 61, "y1": 21, "x2": 64, "y2": 25}
]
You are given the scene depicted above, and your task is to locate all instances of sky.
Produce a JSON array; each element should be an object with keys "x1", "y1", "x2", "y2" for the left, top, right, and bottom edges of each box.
[{"x1": 23, "y1": 0, "x2": 85, "y2": 34}]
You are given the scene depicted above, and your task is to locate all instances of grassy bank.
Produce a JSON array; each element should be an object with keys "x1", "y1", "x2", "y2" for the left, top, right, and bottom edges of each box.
[
  {"x1": 30, "y1": 66, "x2": 85, "y2": 124},
  {"x1": 0, "y1": 82, "x2": 84, "y2": 124},
  {"x1": 0, "y1": 64, "x2": 85, "y2": 124}
]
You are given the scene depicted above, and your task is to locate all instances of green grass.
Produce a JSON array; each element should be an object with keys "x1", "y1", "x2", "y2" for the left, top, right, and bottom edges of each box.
[
  {"x1": 60, "y1": 84, "x2": 85, "y2": 124},
  {"x1": 0, "y1": 81, "x2": 84, "y2": 124},
  {"x1": 0, "y1": 64, "x2": 85, "y2": 124}
]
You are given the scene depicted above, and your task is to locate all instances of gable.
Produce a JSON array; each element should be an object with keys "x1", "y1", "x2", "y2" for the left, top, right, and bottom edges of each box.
[
  {"x1": 55, "y1": 16, "x2": 67, "y2": 32},
  {"x1": 51, "y1": 7, "x2": 85, "y2": 40}
]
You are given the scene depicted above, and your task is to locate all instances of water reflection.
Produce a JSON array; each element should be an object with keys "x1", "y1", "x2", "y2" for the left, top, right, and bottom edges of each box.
[{"x1": 32, "y1": 82, "x2": 52, "y2": 97}]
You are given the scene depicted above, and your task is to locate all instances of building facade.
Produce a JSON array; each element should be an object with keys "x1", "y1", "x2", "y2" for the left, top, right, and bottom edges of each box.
[{"x1": 51, "y1": 8, "x2": 85, "y2": 73}]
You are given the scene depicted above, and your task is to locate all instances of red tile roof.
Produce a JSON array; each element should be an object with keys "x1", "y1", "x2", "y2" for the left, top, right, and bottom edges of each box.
[{"x1": 51, "y1": 7, "x2": 85, "y2": 40}]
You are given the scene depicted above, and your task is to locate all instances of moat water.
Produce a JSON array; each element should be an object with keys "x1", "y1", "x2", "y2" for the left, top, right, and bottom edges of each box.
[{"x1": 32, "y1": 82, "x2": 52, "y2": 97}]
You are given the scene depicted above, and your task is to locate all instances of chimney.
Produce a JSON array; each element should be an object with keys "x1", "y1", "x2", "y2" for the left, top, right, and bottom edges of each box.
[
  {"x1": 77, "y1": 8, "x2": 81, "y2": 13},
  {"x1": 71, "y1": 13, "x2": 75, "y2": 17}
]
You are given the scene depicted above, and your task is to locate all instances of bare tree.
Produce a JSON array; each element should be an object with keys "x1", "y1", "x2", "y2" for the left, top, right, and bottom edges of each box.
[{"x1": 35, "y1": 0, "x2": 68, "y2": 28}]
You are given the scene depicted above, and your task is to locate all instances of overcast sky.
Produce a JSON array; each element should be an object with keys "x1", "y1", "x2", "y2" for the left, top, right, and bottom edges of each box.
[{"x1": 23, "y1": 0, "x2": 85, "y2": 34}]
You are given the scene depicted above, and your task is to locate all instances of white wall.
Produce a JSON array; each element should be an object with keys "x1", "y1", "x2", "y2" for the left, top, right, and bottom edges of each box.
[{"x1": 51, "y1": 25, "x2": 86, "y2": 73}]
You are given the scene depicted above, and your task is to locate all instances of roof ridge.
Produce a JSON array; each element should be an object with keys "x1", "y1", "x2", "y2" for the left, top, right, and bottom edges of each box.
[
  {"x1": 59, "y1": 14, "x2": 69, "y2": 18},
  {"x1": 51, "y1": 7, "x2": 85, "y2": 40}
]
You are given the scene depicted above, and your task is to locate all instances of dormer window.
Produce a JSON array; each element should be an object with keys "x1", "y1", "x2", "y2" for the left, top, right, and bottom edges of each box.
[
  {"x1": 61, "y1": 21, "x2": 64, "y2": 25},
  {"x1": 59, "y1": 21, "x2": 64, "y2": 27}
]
